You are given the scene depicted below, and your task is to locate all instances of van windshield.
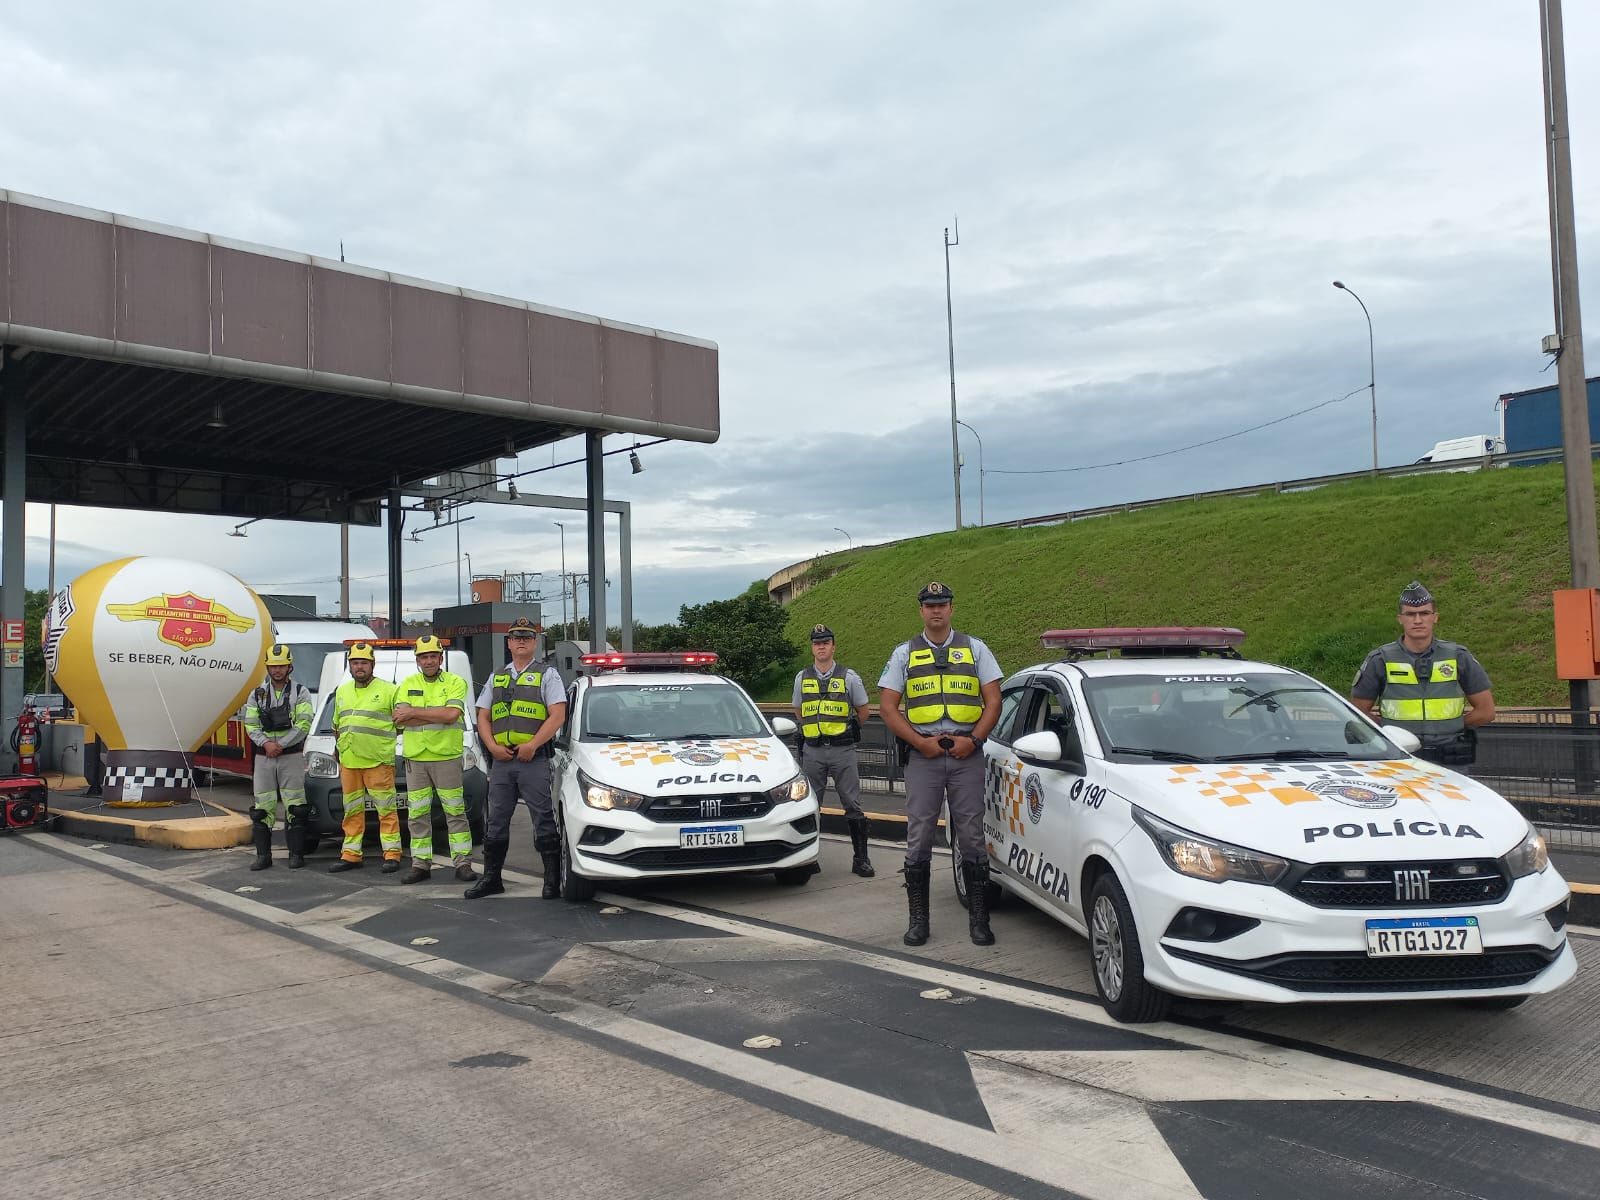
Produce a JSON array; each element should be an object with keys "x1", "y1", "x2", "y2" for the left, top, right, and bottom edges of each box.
[{"x1": 290, "y1": 644, "x2": 347, "y2": 694}]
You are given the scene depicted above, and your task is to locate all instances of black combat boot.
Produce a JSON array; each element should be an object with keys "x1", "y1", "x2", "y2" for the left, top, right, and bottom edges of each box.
[
  {"x1": 848, "y1": 816, "x2": 875, "y2": 878},
  {"x1": 902, "y1": 862, "x2": 931, "y2": 946},
  {"x1": 249, "y1": 819, "x2": 273, "y2": 871},
  {"x1": 964, "y1": 858, "x2": 996, "y2": 946},
  {"x1": 464, "y1": 838, "x2": 508, "y2": 899},
  {"x1": 285, "y1": 810, "x2": 308, "y2": 869},
  {"x1": 536, "y1": 840, "x2": 562, "y2": 900}
]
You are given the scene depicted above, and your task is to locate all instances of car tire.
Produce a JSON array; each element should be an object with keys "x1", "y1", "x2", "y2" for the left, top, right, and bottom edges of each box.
[
  {"x1": 1088, "y1": 871, "x2": 1171, "y2": 1023},
  {"x1": 773, "y1": 866, "x2": 813, "y2": 886},
  {"x1": 1458, "y1": 993, "x2": 1530, "y2": 1012},
  {"x1": 951, "y1": 853, "x2": 1004, "y2": 911},
  {"x1": 559, "y1": 827, "x2": 596, "y2": 902}
]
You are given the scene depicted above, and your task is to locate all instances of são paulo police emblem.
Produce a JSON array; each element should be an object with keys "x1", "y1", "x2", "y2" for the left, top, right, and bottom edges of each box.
[
  {"x1": 1307, "y1": 778, "x2": 1398, "y2": 809},
  {"x1": 673, "y1": 743, "x2": 726, "y2": 766},
  {"x1": 1025, "y1": 774, "x2": 1044, "y2": 825}
]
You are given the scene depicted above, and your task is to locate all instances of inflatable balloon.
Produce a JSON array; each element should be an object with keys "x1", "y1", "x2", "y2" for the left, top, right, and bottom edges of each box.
[{"x1": 46, "y1": 557, "x2": 271, "y2": 806}]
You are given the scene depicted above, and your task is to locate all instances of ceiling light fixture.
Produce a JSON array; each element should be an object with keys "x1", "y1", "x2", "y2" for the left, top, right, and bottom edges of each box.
[{"x1": 629, "y1": 448, "x2": 644, "y2": 475}]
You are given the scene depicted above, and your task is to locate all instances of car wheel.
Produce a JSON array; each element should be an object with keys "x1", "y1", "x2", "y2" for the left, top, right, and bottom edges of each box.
[
  {"x1": 559, "y1": 826, "x2": 596, "y2": 902},
  {"x1": 1088, "y1": 871, "x2": 1170, "y2": 1023},
  {"x1": 774, "y1": 866, "x2": 813, "y2": 886},
  {"x1": 1458, "y1": 993, "x2": 1530, "y2": 1011},
  {"x1": 951, "y1": 853, "x2": 1004, "y2": 911}
]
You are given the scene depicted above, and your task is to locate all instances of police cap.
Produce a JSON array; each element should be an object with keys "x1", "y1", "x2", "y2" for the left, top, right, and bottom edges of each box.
[
  {"x1": 1398, "y1": 581, "x2": 1435, "y2": 610},
  {"x1": 810, "y1": 623, "x2": 835, "y2": 643},
  {"x1": 917, "y1": 581, "x2": 954, "y2": 604},
  {"x1": 507, "y1": 617, "x2": 539, "y2": 639}
]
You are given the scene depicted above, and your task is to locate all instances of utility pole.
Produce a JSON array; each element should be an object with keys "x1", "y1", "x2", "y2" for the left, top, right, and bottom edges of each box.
[
  {"x1": 944, "y1": 221, "x2": 962, "y2": 531},
  {"x1": 1541, "y1": 0, "x2": 1598, "y2": 725}
]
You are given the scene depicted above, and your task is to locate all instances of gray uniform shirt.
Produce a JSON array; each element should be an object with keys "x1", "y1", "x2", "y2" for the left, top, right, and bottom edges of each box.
[
  {"x1": 1351, "y1": 639, "x2": 1491, "y2": 702},
  {"x1": 878, "y1": 630, "x2": 1003, "y2": 734},
  {"x1": 475, "y1": 661, "x2": 569, "y2": 712},
  {"x1": 791, "y1": 665, "x2": 869, "y2": 709}
]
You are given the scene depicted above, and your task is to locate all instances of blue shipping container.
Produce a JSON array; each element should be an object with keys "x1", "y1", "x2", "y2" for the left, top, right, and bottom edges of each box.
[{"x1": 1499, "y1": 375, "x2": 1600, "y2": 463}]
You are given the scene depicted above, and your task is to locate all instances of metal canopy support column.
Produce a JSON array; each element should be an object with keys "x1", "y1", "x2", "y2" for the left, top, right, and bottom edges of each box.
[
  {"x1": 585, "y1": 433, "x2": 607, "y2": 650},
  {"x1": 387, "y1": 482, "x2": 403, "y2": 636},
  {"x1": 618, "y1": 504, "x2": 633, "y2": 650},
  {"x1": 1, "y1": 348, "x2": 27, "y2": 771}
]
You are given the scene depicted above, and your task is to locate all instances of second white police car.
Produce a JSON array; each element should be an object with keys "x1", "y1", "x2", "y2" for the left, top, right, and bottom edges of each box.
[
  {"x1": 551, "y1": 651, "x2": 820, "y2": 900},
  {"x1": 959, "y1": 627, "x2": 1574, "y2": 1022}
]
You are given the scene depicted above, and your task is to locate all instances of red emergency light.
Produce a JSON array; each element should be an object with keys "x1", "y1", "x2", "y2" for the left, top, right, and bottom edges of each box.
[
  {"x1": 581, "y1": 651, "x2": 720, "y2": 671},
  {"x1": 1041, "y1": 627, "x2": 1246, "y2": 660},
  {"x1": 341, "y1": 638, "x2": 452, "y2": 648}
]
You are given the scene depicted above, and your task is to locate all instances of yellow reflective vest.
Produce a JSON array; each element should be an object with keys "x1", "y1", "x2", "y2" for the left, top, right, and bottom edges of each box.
[
  {"x1": 489, "y1": 665, "x2": 551, "y2": 746},
  {"x1": 1375, "y1": 641, "x2": 1468, "y2": 743},
  {"x1": 904, "y1": 632, "x2": 983, "y2": 728},
  {"x1": 333, "y1": 678, "x2": 398, "y2": 768},
  {"x1": 397, "y1": 670, "x2": 468, "y2": 761},
  {"x1": 799, "y1": 666, "x2": 852, "y2": 740}
]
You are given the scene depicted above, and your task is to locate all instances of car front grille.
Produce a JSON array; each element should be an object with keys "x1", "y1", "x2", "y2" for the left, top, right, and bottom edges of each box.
[
  {"x1": 1166, "y1": 944, "x2": 1559, "y2": 992},
  {"x1": 1286, "y1": 859, "x2": 1509, "y2": 909},
  {"x1": 640, "y1": 793, "x2": 774, "y2": 824},
  {"x1": 585, "y1": 838, "x2": 813, "y2": 869}
]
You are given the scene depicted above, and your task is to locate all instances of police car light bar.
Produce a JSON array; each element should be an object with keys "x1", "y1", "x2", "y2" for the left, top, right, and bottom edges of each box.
[
  {"x1": 1041, "y1": 627, "x2": 1246, "y2": 659},
  {"x1": 581, "y1": 651, "x2": 720, "y2": 670},
  {"x1": 342, "y1": 638, "x2": 452, "y2": 648}
]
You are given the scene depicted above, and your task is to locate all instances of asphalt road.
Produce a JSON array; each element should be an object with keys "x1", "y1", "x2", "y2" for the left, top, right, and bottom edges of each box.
[{"x1": 4, "y1": 828, "x2": 1598, "y2": 1200}]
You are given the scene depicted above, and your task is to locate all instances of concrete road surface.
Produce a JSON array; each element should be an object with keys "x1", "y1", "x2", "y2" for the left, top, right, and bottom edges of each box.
[{"x1": 5, "y1": 829, "x2": 1599, "y2": 1200}]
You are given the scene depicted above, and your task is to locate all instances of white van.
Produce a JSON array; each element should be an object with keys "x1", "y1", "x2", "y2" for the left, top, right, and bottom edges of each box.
[
  {"x1": 1414, "y1": 435, "x2": 1505, "y2": 465},
  {"x1": 300, "y1": 642, "x2": 488, "y2": 852}
]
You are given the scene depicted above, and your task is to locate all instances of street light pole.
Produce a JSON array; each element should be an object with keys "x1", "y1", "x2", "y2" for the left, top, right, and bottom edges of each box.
[
  {"x1": 956, "y1": 418, "x2": 984, "y2": 526},
  {"x1": 554, "y1": 522, "x2": 568, "y2": 640},
  {"x1": 945, "y1": 220, "x2": 962, "y2": 530},
  {"x1": 833, "y1": 526, "x2": 851, "y2": 548},
  {"x1": 1332, "y1": 280, "x2": 1378, "y2": 474}
]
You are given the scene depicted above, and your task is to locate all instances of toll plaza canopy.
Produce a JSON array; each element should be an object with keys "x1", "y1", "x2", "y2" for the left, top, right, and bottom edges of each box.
[{"x1": 0, "y1": 190, "x2": 720, "y2": 525}]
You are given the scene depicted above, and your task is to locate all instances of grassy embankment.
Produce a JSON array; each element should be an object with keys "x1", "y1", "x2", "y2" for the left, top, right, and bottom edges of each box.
[{"x1": 765, "y1": 461, "x2": 1592, "y2": 707}]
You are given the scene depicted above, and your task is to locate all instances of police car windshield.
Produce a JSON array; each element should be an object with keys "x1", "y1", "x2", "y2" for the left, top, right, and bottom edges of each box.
[
  {"x1": 581, "y1": 682, "x2": 769, "y2": 742},
  {"x1": 1082, "y1": 673, "x2": 1400, "y2": 763}
]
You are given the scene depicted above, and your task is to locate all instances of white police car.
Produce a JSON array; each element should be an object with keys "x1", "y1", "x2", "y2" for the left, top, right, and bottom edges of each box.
[
  {"x1": 551, "y1": 651, "x2": 820, "y2": 900},
  {"x1": 959, "y1": 627, "x2": 1574, "y2": 1022}
]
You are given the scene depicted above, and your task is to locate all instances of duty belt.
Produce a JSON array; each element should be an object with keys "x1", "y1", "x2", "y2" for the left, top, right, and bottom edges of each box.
[
  {"x1": 804, "y1": 735, "x2": 855, "y2": 747},
  {"x1": 261, "y1": 738, "x2": 303, "y2": 755}
]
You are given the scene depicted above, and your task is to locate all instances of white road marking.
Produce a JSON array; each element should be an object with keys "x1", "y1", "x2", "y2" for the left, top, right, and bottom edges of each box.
[{"x1": 43, "y1": 836, "x2": 1600, "y2": 1199}]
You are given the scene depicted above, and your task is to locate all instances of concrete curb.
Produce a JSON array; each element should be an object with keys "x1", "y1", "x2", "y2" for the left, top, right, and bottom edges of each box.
[
  {"x1": 1569, "y1": 883, "x2": 1600, "y2": 926},
  {"x1": 50, "y1": 806, "x2": 252, "y2": 850}
]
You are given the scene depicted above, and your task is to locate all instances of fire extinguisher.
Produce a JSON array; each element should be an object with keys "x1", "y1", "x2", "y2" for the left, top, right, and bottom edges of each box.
[{"x1": 16, "y1": 708, "x2": 38, "y2": 776}]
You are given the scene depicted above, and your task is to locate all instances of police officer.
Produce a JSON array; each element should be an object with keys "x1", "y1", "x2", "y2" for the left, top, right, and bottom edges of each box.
[
  {"x1": 242, "y1": 644, "x2": 314, "y2": 870},
  {"x1": 1351, "y1": 581, "x2": 1496, "y2": 769},
  {"x1": 466, "y1": 617, "x2": 568, "y2": 900},
  {"x1": 793, "y1": 623, "x2": 875, "y2": 877},
  {"x1": 394, "y1": 635, "x2": 478, "y2": 885},
  {"x1": 328, "y1": 642, "x2": 402, "y2": 873},
  {"x1": 878, "y1": 582, "x2": 1003, "y2": 946}
]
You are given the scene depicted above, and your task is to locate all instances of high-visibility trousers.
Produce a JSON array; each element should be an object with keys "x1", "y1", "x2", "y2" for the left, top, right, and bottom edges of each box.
[
  {"x1": 405, "y1": 757, "x2": 471, "y2": 867},
  {"x1": 339, "y1": 763, "x2": 399, "y2": 863}
]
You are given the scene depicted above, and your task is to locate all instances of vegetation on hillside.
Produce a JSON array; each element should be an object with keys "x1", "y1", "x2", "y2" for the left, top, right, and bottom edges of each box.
[{"x1": 760, "y1": 463, "x2": 1589, "y2": 707}]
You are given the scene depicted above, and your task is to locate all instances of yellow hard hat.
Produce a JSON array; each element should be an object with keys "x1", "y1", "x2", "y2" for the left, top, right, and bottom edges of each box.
[
  {"x1": 414, "y1": 635, "x2": 445, "y2": 655},
  {"x1": 347, "y1": 642, "x2": 376, "y2": 662},
  {"x1": 265, "y1": 644, "x2": 293, "y2": 666}
]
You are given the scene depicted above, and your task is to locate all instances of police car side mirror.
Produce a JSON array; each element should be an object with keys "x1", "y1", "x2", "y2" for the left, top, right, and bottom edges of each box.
[
  {"x1": 770, "y1": 716, "x2": 798, "y2": 737},
  {"x1": 1382, "y1": 724, "x2": 1423, "y2": 754}
]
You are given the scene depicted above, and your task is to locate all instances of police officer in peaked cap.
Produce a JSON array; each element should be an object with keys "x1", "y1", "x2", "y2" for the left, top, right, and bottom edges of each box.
[
  {"x1": 878, "y1": 581, "x2": 1004, "y2": 946},
  {"x1": 1351, "y1": 581, "x2": 1495, "y2": 769},
  {"x1": 793, "y1": 623, "x2": 875, "y2": 877}
]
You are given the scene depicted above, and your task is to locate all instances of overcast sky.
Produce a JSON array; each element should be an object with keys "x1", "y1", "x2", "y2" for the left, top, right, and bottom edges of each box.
[{"x1": 5, "y1": 1, "x2": 1598, "y2": 625}]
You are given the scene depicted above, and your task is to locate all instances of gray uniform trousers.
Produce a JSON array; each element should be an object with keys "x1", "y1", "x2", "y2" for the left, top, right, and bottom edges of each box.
[
  {"x1": 485, "y1": 755, "x2": 556, "y2": 849},
  {"x1": 903, "y1": 750, "x2": 986, "y2": 865},
  {"x1": 800, "y1": 742, "x2": 864, "y2": 818}
]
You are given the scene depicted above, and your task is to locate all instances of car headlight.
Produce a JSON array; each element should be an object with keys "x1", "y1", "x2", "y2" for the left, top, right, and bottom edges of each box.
[
  {"x1": 305, "y1": 751, "x2": 339, "y2": 779},
  {"x1": 767, "y1": 775, "x2": 812, "y2": 804},
  {"x1": 578, "y1": 769, "x2": 644, "y2": 811},
  {"x1": 1504, "y1": 825, "x2": 1550, "y2": 878},
  {"x1": 1133, "y1": 807, "x2": 1289, "y2": 885}
]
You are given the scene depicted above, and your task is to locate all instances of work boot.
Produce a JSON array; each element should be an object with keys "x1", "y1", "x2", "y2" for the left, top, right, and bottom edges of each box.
[
  {"x1": 464, "y1": 838, "x2": 509, "y2": 900},
  {"x1": 249, "y1": 821, "x2": 273, "y2": 871},
  {"x1": 964, "y1": 858, "x2": 996, "y2": 946},
  {"x1": 380, "y1": 859, "x2": 401, "y2": 874},
  {"x1": 285, "y1": 819, "x2": 307, "y2": 869},
  {"x1": 401, "y1": 865, "x2": 431, "y2": 885},
  {"x1": 455, "y1": 861, "x2": 479, "y2": 882},
  {"x1": 902, "y1": 862, "x2": 931, "y2": 946},
  {"x1": 540, "y1": 850, "x2": 561, "y2": 899},
  {"x1": 848, "y1": 815, "x2": 875, "y2": 878},
  {"x1": 329, "y1": 859, "x2": 362, "y2": 873}
]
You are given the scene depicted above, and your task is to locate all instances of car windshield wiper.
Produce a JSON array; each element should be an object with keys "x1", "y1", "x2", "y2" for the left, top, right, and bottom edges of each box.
[
  {"x1": 586, "y1": 731, "x2": 639, "y2": 740},
  {"x1": 1226, "y1": 687, "x2": 1325, "y2": 716},
  {"x1": 1107, "y1": 745, "x2": 1203, "y2": 762},
  {"x1": 1212, "y1": 749, "x2": 1361, "y2": 762}
]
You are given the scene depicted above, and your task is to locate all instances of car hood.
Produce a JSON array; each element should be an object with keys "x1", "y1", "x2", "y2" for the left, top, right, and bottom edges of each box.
[
  {"x1": 1129, "y1": 757, "x2": 1529, "y2": 859},
  {"x1": 572, "y1": 736, "x2": 801, "y2": 793}
]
